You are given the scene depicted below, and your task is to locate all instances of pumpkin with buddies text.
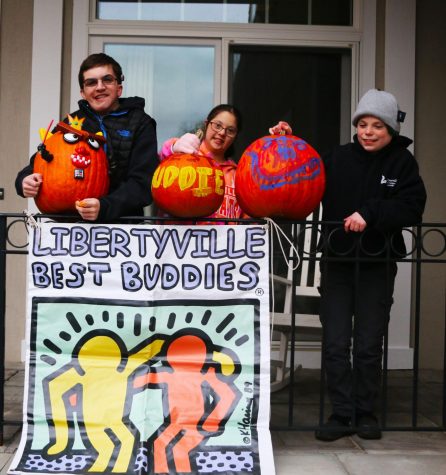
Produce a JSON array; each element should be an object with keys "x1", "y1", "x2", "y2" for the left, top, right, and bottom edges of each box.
[
  {"x1": 235, "y1": 134, "x2": 325, "y2": 219},
  {"x1": 33, "y1": 116, "x2": 109, "y2": 214},
  {"x1": 152, "y1": 152, "x2": 224, "y2": 218}
]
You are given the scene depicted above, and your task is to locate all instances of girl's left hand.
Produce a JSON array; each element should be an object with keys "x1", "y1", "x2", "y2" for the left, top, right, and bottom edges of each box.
[
  {"x1": 269, "y1": 121, "x2": 293, "y2": 135},
  {"x1": 172, "y1": 133, "x2": 200, "y2": 154}
]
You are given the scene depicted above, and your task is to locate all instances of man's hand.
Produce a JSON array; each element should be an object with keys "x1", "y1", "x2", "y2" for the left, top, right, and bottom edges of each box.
[
  {"x1": 75, "y1": 198, "x2": 100, "y2": 221},
  {"x1": 344, "y1": 212, "x2": 367, "y2": 233},
  {"x1": 22, "y1": 173, "x2": 43, "y2": 197}
]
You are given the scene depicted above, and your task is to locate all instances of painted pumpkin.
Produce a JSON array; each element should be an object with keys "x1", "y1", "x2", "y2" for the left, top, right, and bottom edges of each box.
[
  {"x1": 152, "y1": 153, "x2": 224, "y2": 218},
  {"x1": 33, "y1": 117, "x2": 109, "y2": 214},
  {"x1": 235, "y1": 135, "x2": 325, "y2": 219}
]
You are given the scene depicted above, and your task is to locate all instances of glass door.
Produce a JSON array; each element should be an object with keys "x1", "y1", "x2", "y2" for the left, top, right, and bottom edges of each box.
[{"x1": 228, "y1": 44, "x2": 352, "y2": 160}]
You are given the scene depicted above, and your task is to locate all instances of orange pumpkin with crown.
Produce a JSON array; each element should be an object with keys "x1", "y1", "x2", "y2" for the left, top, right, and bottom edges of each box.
[{"x1": 33, "y1": 115, "x2": 110, "y2": 214}]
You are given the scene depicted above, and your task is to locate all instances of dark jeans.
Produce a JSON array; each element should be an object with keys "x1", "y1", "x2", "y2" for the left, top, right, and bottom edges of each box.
[{"x1": 319, "y1": 261, "x2": 397, "y2": 418}]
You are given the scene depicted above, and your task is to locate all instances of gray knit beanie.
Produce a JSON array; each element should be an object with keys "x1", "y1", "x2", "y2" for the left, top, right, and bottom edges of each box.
[{"x1": 352, "y1": 89, "x2": 405, "y2": 133}]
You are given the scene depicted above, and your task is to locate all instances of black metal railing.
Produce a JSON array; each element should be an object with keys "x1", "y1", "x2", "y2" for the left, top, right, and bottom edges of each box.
[
  {"x1": 268, "y1": 218, "x2": 446, "y2": 433},
  {"x1": 0, "y1": 212, "x2": 445, "y2": 442}
]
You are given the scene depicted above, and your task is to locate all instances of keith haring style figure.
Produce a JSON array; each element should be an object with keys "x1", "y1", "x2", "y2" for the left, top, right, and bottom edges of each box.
[
  {"x1": 44, "y1": 331, "x2": 163, "y2": 472},
  {"x1": 134, "y1": 332, "x2": 241, "y2": 474}
]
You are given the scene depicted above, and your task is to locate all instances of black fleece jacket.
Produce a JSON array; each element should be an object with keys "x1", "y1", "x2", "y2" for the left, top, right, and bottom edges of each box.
[
  {"x1": 16, "y1": 97, "x2": 159, "y2": 222},
  {"x1": 321, "y1": 135, "x2": 426, "y2": 257}
]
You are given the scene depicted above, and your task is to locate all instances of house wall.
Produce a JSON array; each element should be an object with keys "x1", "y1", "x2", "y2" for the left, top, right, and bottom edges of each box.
[
  {"x1": 414, "y1": 0, "x2": 446, "y2": 368},
  {"x1": 0, "y1": 0, "x2": 33, "y2": 365}
]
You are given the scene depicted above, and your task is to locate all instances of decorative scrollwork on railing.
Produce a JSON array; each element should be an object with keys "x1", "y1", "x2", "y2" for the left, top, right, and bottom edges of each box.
[
  {"x1": 6, "y1": 218, "x2": 29, "y2": 249},
  {"x1": 0, "y1": 213, "x2": 59, "y2": 251},
  {"x1": 1, "y1": 213, "x2": 445, "y2": 262},
  {"x1": 271, "y1": 221, "x2": 445, "y2": 263},
  {"x1": 420, "y1": 227, "x2": 446, "y2": 258}
]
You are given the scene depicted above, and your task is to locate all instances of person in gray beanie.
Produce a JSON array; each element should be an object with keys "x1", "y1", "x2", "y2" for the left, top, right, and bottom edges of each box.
[
  {"x1": 352, "y1": 88, "x2": 405, "y2": 135},
  {"x1": 312, "y1": 88, "x2": 426, "y2": 442},
  {"x1": 274, "y1": 88, "x2": 426, "y2": 442}
]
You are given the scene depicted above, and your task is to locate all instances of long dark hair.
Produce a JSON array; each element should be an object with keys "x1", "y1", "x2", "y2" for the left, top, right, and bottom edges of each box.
[{"x1": 205, "y1": 104, "x2": 243, "y2": 158}]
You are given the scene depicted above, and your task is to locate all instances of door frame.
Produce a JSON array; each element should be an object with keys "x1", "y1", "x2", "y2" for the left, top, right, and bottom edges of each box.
[{"x1": 29, "y1": 0, "x2": 418, "y2": 369}]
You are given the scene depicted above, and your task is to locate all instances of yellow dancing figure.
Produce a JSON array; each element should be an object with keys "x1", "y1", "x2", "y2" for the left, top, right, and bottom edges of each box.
[{"x1": 44, "y1": 331, "x2": 163, "y2": 473}]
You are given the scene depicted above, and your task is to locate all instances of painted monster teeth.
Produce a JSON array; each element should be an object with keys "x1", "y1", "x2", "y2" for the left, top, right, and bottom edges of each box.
[{"x1": 71, "y1": 154, "x2": 91, "y2": 167}]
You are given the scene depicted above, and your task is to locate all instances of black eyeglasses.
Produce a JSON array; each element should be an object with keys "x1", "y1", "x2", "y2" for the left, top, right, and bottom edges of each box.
[
  {"x1": 208, "y1": 121, "x2": 238, "y2": 137},
  {"x1": 83, "y1": 74, "x2": 118, "y2": 88}
]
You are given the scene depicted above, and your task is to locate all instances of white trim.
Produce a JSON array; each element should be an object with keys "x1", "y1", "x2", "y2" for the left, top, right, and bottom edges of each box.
[
  {"x1": 28, "y1": 0, "x2": 64, "y2": 213},
  {"x1": 87, "y1": 22, "x2": 363, "y2": 41},
  {"x1": 29, "y1": 0, "x2": 64, "y2": 156},
  {"x1": 71, "y1": 0, "x2": 90, "y2": 111},
  {"x1": 89, "y1": 36, "x2": 224, "y2": 48},
  {"x1": 220, "y1": 38, "x2": 231, "y2": 102},
  {"x1": 385, "y1": 0, "x2": 417, "y2": 369},
  {"x1": 358, "y1": 0, "x2": 377, "y2": 97},
  {"x1": 385, "y1": 0, "x2": 416, "y2": 145},
  {"x1": 352, "y1": 0, "x2": 363, "y2": 29}
]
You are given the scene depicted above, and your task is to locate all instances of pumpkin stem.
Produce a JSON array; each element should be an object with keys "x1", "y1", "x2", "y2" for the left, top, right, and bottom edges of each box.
[{"x1": 195, "y1": 129, "x2": 204, "y2": 141}]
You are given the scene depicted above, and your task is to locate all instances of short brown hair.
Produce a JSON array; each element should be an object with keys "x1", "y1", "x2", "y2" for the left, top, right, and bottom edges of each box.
[{"x1": 78, "y1": 53, "x2": 123, "y2": 89}]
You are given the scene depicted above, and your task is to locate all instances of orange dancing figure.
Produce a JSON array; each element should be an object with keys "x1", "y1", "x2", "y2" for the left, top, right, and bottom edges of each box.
[{"x1": 134, "y1": 333, "x2": 240, "y2": 474}]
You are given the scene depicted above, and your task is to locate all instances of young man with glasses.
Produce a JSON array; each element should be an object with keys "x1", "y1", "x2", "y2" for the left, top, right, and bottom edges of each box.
[{"x1": 16, "y1": 53, "x2": 158, "y2": 222}]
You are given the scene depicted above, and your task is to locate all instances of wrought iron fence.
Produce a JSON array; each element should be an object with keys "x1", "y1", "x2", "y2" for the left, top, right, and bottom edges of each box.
[
  {"x1": 268, "y1": 216, "x2": 446, "y2": 433},
  {"x1": 0, "y1": 212, "x2": 445, "y2": 442}
]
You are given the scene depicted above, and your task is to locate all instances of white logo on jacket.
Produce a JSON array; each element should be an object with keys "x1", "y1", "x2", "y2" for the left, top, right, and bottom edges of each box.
[{"x1": 381, "y1": 175, "x2": 397, "y2": 187}]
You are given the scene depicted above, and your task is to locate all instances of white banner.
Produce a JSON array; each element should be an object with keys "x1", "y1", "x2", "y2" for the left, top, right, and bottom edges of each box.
[{"x1": 9, "y1": 222, "x2": 274, "y2": 475}]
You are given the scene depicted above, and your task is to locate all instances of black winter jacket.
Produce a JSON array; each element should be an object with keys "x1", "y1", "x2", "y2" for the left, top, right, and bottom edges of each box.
[
  {"x1": 321, "y1": 135, "x2": 426, "y2": 257},
  {"x1": 15, "y1": 97, "x2": 158, "y2": 222}
]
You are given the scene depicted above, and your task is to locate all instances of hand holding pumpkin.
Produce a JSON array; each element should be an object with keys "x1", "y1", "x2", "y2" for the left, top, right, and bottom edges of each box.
[
  {"x1": 172, "y1": 133, "x2": 201, "y2": 154},
  {"x1": 269, "y1": 121, "x2": 293, "y2": 135},
  {"x1": 75, "y1": 198, "x2": 101, "y2": 221},
  {"x1": 235, "y1": 134, "x2": 325, "y2": 219},
  {"x1": 22, "y1": 173, "x2": 43, "y2": 198}
]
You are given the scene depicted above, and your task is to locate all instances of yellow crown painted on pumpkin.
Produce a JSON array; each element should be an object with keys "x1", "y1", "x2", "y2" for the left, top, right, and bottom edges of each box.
[{"x1": 67, "y1": 114, "x2": 85, "y2": 130}]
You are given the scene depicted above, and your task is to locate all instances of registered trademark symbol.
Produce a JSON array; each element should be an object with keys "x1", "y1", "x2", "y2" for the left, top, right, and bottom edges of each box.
[{"x1": 255, "y1": 288, "x2": 264, "y2": 296}]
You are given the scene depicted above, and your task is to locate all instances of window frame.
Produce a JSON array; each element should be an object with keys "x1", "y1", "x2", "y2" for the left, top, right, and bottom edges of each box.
[{"x1": 72, "y1": 0, "x2": 375, "y2": 127}]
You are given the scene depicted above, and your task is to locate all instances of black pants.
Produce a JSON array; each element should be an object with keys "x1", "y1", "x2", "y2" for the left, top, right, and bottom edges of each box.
[{"x1": 319, "y1": 261, "x2": 397, "y2": 418}]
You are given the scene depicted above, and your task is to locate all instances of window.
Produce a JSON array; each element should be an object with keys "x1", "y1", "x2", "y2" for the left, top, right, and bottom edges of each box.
[
  {"x1": 103, "y1": 42, "x2": 216, "y2": 146},
  {"x1": 96, "y1": 0, "x2": 353, "y2": 26}
]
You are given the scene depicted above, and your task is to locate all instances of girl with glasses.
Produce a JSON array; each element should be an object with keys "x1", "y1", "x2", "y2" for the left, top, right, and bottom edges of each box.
[{"x1": 159, "y1": 104, "x2": 290, "y2": 220}]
